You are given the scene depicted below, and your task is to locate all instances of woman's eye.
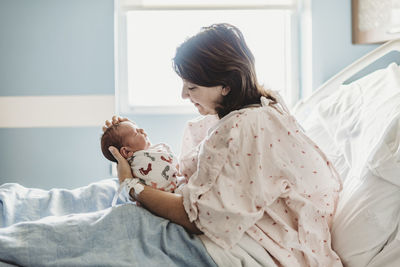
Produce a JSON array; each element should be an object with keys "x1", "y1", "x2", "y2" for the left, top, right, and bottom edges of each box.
[{"x1": 188, "y1": 87, "x2": 196, "y2": 90}]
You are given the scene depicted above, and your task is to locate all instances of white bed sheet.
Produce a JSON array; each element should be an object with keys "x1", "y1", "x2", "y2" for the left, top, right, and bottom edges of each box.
[{"x1": 199, "y1": 233, "x2": 277, "y2": 267}]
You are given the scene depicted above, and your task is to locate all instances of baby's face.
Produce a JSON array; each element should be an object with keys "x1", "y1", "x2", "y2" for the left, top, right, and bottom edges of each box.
[{"x1": 119, "y1": 121, "x2": 151, "y2": 153}]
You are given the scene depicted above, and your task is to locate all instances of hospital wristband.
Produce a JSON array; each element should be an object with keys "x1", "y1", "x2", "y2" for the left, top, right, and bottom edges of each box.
[{"x1": 126, "y1": 178, "x2": 145, "y2": 196}]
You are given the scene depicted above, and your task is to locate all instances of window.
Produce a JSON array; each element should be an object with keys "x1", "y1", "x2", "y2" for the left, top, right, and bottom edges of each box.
[{"x1": 115, "y1": 0, "x2": 299, "y2": 114}]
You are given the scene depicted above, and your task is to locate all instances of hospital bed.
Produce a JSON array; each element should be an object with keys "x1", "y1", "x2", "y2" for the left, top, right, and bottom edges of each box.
[
  {"x1": 0, "y1": 40, "x2": 399, "y2": 267},
  {"x1": 294, "y1": 38, "x2": 400, "y2": 267}
]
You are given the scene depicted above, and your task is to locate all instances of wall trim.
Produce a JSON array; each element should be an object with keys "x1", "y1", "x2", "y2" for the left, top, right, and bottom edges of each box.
[{"x1": 0, "y1": 95, "x2": 115, "y2": 128}]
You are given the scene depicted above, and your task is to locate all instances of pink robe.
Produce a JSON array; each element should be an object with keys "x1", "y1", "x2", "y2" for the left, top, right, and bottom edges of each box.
[{"x1": 179, "y1": 97, "x2": 343, "y2": 266}]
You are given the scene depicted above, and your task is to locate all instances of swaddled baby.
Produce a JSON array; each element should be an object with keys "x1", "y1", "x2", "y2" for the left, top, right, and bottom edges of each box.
[{"x1": 101, "y1": 121, "x2": 179, "y2": 194}]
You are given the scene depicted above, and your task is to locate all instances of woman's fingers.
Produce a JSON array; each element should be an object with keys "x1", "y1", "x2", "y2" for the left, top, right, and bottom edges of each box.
[
  {"x1": 112, "y1": 115, "x2": 119, "y2": 124},
  {"x1": 108, "y1": 146, "x2": 124, "y2": 162},
  {"x1": 103, "y1": 120, "x2": 112, "y2": 132},
  {"x1": 103, "y1": 116, "x2": 131, "y2": 132},
  {"x1": 108, "y1": 146, "x2": 134, "y2": 183},
  {"x1": 111, "y1": 116, "x2": 129, "y2": 125},
  {"x1": 118, "y1": 117, "x2": 129, "y2": 123}
]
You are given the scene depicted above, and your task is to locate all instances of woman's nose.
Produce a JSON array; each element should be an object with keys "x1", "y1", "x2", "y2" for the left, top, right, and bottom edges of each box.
[{"x1": 181, "y1": 86, "x2": 189, "y2": 99}]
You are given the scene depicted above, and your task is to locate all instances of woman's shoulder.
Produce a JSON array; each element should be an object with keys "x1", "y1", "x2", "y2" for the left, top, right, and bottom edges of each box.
[
  {"x1": 186, "y1": 114, "x2": 219, "y2": 128},
  {"x1": 220, "y1": 104, "x2": 289, "y2": 128}
]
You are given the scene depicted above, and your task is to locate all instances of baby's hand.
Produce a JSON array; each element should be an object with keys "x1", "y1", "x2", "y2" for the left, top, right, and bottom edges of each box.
[{"x1": 102, "y1": 115, "x2": 130, "y2": 132}]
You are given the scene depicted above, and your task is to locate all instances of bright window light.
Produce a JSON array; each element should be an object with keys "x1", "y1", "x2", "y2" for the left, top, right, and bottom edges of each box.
[
  {"x1": 115, "y1": 1, "x2": 298, "y2": 114},
  {"x1": 126, "y1": 10, "x2": 288, "y2": 112}
]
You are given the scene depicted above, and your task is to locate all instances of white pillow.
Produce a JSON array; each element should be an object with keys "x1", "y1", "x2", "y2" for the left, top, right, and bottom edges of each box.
[
  {"x1": 368, "y1": 114, "x2": 400, "y2": 187},
  {"x1": 300, "y1": 107, "x2": 350, "y2": 181},
  {"x1": 366, "y1": 223, "x2": 400, "y2": 267},
  {"x1": 331, "y1": 171, "x2": 400, "y2": 267},
  {"x1": 299, "y1": 63, "x2": 400, "y2": 266},
  {"x1": 317, "y1": 63, "x2": 400, "y2": 184}
]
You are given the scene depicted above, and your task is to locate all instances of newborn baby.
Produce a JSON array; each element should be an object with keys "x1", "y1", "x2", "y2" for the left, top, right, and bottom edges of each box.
[{"x1": 101, "y1": 121, "x2": 179, "y2": 193}]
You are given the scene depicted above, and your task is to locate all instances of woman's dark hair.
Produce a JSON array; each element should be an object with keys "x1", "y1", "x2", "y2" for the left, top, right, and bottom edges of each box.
[{"x1": 173, "y1": 23, "x2": 276, "y2": 118}]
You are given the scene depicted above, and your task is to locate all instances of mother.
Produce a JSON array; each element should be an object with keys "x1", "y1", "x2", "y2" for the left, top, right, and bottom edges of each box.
[{"x1": 107, "y1": 23, "x2": 343, "y2": 266}]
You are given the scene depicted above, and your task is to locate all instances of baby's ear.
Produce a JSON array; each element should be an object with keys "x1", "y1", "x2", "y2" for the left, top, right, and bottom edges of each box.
[{"x1": 120, "y1": 147, "x2": 132, "y2": 159}]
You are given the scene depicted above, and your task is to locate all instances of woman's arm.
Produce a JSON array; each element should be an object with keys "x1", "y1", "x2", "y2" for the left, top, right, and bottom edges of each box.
[
  {"x1": 133, "y1": 185, "x2": 202, "y2": 234},
  {"x1": 108, "y1": 146, "x2": 201, "y2": 235}
]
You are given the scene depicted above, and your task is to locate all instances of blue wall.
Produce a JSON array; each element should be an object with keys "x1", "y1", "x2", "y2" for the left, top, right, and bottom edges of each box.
[
  {"x1": 0, "y1": 0, "x2": 114, "y2": 189},
  {"x1": 0, "y1": 128, "x2": 111, "y2": 189},
  {"x1": 0, "y1": 0, "x2": 114, "y2": 96},
  {"x1": 311, "y1": 0, "x2": 379, "y2": 90},
  {"x1": 0, "y1": 0, "x2": 382, "y2": 189}
]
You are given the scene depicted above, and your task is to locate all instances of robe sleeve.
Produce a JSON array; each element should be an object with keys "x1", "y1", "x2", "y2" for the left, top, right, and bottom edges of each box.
[{"x1": 178, "y1": 115, "x2": 219, "y2": 180}]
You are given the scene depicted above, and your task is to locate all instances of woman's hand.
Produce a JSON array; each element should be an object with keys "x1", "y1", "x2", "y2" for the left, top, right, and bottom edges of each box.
[
  {"x1": 102, "y1": 115, "x2": 130, "y2": 132},
  {"x1": 108, "y1": 146, "x2": 134, "y2": 184}
]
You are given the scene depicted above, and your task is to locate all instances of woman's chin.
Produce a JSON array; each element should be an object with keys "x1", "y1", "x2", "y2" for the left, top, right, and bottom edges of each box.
[
  {"x1": 195, "y1": 105, "x2": 205, "y2": 114},
  {"x1": 195, "y1": 104, "x2": 216, "y2": 116},
  {"x1": 199, "y1": 109, "x2": 216, "y2": 116},
  {"x1": 198, "y1": 109, "x2": 208, "y2": 116}
]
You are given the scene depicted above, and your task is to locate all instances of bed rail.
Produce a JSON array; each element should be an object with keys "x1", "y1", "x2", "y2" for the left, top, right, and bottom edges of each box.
[{"x1": 293, "y1": 38, "x2": 400, "y2": 121}]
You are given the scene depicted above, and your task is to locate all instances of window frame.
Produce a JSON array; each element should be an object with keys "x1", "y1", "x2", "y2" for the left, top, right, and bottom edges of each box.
[{"x1": 115, "y1": 0, "x2": 300, "y2": 114}]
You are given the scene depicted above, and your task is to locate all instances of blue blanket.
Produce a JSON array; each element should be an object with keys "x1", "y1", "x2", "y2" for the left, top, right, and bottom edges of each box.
[{"x1": 0, "y1": 179, "x2": 216, "y2": 267}]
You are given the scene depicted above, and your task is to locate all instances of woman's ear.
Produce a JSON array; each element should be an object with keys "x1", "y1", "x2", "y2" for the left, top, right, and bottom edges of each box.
[{"x1": 221, "y1": 86, "x2": 231, "y2": 96}]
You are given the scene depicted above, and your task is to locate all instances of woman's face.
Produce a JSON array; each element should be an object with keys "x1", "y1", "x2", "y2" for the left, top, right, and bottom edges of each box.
[{"x1": 181, "y1": 79, "x2": 228, "y2": 116}]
